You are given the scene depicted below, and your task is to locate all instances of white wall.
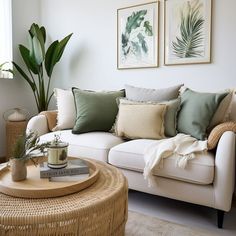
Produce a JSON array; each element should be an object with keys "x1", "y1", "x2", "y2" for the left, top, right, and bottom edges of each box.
[
  {"x1": 0, "y1": 0, "x2": 41, "y2": 156},
  {"x1": 1, "y1": 0, "x2": 236, "y2": 156},
  {"x1": 40, "y1": 0, "x2": 236, "y2": 92}
]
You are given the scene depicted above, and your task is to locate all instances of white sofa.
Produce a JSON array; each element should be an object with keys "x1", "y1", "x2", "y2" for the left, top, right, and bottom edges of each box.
[{"x1": 27, "y1": 114, "x2": 235, "y2": 228}]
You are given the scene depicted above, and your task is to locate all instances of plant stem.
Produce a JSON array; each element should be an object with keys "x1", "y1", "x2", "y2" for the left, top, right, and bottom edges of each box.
[
  {"x1": 46, "y1": 92, "x2": 54, "y2": 108},
  {"x1": 46, "y1": 76, "x2": 52, "y2": 104},
  {"x1": 26, "y1": 67, "x2": 40, "y2": 111}
]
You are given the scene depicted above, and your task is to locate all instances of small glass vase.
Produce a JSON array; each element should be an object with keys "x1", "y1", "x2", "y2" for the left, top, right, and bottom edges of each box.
[{"x1": 10, "y1": 158, "x2": 27, "y2": 181}]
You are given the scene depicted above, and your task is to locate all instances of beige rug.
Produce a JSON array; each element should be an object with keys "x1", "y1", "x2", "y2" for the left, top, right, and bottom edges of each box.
[{"x1": 125, "y1": 211, "x2": 218, "y2": 236}]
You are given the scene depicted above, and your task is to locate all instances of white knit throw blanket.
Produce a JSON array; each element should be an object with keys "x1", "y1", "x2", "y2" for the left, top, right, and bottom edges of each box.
[{"x1": 143, "y1": 133, "x2": 208, "y2": 187}]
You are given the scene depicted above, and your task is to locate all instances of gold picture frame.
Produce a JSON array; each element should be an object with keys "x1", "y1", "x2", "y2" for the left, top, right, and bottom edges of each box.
[
  {"x1": 164, "y1": 0, "x2": 212, "y2": 65},
  {"x1": 117, "y1": 1, "x2": 159, "y2": 69}
]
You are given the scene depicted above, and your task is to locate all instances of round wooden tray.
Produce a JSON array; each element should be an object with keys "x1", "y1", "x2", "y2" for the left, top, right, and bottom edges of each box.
[{"x1": 0, "y1": 157, "x2": 99, "y2": 198}]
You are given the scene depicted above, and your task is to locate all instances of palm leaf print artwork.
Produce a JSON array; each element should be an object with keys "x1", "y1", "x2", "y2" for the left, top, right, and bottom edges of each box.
[
  {"x1": 172, "y1": 0, "x2": 204, "y2": 58},
  {"x1": 121, "y1": 10, "x2": 153, "y2": 59}
]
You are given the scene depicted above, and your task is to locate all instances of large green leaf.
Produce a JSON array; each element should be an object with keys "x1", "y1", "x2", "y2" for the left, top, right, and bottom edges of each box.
[
  {"x1": 45, "y1": 41, "x2": 58, "y2": 77},
  {"x1": 32, "y1": 36, "x2": 44, "y2": 65},
  {"x1": 12, "y1": 62, "x2": 36, "y2": 91},
  {"x1": 54, "y1": 33, "x2": 73, "y2": 63},
  {"x1": 45, "y1": 33, "x2": 72, "y2": 77},
  {"x1": 172, "y1": 2, "x2": 204, "y2": 58},
  {"x1": 28, "y1": 34, "x2": 34, "y2": 58},
  {"x1": 144, "y1": 21, "x2": 153, "y2": 36},
  {"x1": 29, "y1": 24, "x2": 45, "y2": 62},
  {"x1": 34, "y1": 26, "x2": 45, "y2": 58},
  {"x1": 40, "y1": 26, "x2": 46, "y2": 43},
  {"x1": 19, "y1": 45, "x2": 39, "y2": 74},
  {"x1": 125, "y1": 10, "x2": 147, "y2": 34},
  {"x1": 29, "y1": 23, "x2": 37, "y2": 37}
]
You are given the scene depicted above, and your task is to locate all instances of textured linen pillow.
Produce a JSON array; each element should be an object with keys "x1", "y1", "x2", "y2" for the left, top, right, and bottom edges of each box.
[
  {"x1": 72, "y1": 88, "x2": 125, "y2": 134},
  {"x1": 208, "y1": 90, "x2": 234, "y2": 130},
  {"x1": 53, "y1": 88, "x2": 76, "y2": 131},
  {"x1": 118, "y1": 98, "x2": 180, "y2": 137},
  {"x1": 177, "y1": 89, "x2": 227, "y2": 140},
  {"x1": 125, "y1": 84, "x2": 183, "y2": 102},
  {"x1": 115, "y1": 103, "x2": 166, "y2": 140},
  {"x1": 207, "y1": 121, "x2": 236, "y2": 150}
]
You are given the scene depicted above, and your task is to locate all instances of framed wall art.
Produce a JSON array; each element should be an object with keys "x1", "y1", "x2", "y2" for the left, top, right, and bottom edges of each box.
[
  {"x1": 164, "y1": 0, "x2": 212, "y2": 65},
  {"x1": 117, "y1": 2, "x2": 159, "y2": 69}
]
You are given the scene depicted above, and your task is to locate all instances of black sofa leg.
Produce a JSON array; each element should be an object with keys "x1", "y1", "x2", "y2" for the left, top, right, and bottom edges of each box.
[{"x1": 217, "y1": 210, "x2": 225, "y2": 228}]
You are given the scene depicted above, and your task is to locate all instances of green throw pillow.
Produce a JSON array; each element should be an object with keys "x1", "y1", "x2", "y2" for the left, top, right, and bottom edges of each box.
[
  {"x1": 160, "y1": 98, "x2": 180, "y2": 137},
  {"x1": 177, "y1": 89, "x2": 227, "y2": 140},
  {"x1": 72, "y1": 88, "x2": 125, "y2": 134}
]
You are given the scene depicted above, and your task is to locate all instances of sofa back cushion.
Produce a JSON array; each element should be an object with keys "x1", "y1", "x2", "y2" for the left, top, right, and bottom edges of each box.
[
  {"x1": 72, "y1": 88, "x2": 125, "y2": 134},
  {"x1": 125, "y1": 84, "x2": 183, "y2": 102},
  {"x1": 177, "y1": 88, "x2": 227, "y2": 140},
  {"x1": 115, "y1": 103, "x2": 166, "y2": 140}
]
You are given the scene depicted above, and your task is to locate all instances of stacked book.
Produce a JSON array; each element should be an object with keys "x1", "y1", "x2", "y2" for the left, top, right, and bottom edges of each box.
[{"x1": 40, "y1": 159, "x2": 89, "y2": 182}]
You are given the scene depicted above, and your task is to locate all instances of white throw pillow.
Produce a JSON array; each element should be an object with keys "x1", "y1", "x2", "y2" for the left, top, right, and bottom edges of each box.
[{"x1": 52, "y1": 88, "x2": 76, "y2": 131}]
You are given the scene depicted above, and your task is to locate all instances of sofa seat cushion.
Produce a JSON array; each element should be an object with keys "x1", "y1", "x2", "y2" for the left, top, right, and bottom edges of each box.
[
  {"x1": 108, "y1": 139, "x2": 215, "y2": 185},
  {"x1": 40, "y1": 130, "x2": 124, "y2": 162}
]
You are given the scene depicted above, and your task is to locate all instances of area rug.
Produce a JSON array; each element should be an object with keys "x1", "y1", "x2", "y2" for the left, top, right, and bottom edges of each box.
[{"x1": 125, "y1": 211, "x2": 217, "y2": 236}]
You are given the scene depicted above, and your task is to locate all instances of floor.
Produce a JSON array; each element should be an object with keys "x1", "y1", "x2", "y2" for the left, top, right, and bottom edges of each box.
[{"x1": 128, "y1": 190, "x2": 236, "y2": 236}]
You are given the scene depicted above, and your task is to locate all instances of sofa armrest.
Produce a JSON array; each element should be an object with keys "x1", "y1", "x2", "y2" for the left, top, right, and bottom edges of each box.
[
  {"x1": 26, "y1": 115, "x2": 49, "y2": 136},
  {"x1": 214, "y1": 131, "x2": 235, "y2": 211}
]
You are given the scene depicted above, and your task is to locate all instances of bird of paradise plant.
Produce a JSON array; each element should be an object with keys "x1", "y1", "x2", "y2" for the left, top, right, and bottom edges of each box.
[{"x1": 13, "y1": 23, "x2": 72, "y2": 112}]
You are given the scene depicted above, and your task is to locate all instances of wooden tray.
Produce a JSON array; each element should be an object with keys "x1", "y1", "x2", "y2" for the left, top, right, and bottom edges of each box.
[{"x1": 0, "y1": 157, "x2": 99, "y2": 199}]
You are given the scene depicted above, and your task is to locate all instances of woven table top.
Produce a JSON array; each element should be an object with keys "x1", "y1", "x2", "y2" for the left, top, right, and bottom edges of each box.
[{"x1": 0, "y1": 160, "x2": 128, "y2": 226}]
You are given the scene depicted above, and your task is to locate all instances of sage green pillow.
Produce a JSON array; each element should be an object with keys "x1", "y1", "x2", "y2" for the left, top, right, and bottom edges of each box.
[
  {"x1": 177, "y1": 89, "x2": 227, "y2": 140},
  {"x1": 72, "y1": 88, "x2": 125, "y2": 134},
  {"x1": 160, "y1": 98, "x2": 180, "y2": 137}
]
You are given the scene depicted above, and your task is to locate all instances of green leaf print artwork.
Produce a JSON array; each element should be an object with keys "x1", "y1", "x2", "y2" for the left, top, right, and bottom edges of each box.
[
  {"x1": 172, "y1": 0, "x2": 204, "y2": 58},
  {"x1": 121, "y1": 9, "x2": 154, "y2": 59}
]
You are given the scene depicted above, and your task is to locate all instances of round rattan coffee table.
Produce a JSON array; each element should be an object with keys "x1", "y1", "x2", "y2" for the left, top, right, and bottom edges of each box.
[{"x1": 0, "y1": 159, "x2": 128, "y2": 236}]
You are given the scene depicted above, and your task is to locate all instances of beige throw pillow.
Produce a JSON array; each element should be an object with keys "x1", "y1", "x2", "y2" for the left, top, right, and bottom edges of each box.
[
  {"x1": 117, "y1": 98, "x2": 180, "y2": 137},
  {"x1": 115, "y1": 103, "x2": 166, "y2": 140}
]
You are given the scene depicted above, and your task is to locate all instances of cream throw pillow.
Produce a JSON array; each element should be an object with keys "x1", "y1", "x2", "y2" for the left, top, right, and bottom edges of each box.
[
  {"x1": 52, "y1": 88, "x2": 76, "y2": 131},
  {"x1": 115, "y1": 103, "x2": 166, "y2": 139}
]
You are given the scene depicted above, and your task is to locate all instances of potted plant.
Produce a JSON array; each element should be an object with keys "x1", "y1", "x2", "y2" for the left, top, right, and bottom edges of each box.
[
  {"x1": 12, "y1": 23, "x2": 72, "y2": 112},
  {"x1": 10, "y1": 131, "x2": 49, "y2": 181},
  {"x1": 0, "y1": 62, "x2": 13, "y2": 78}
]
